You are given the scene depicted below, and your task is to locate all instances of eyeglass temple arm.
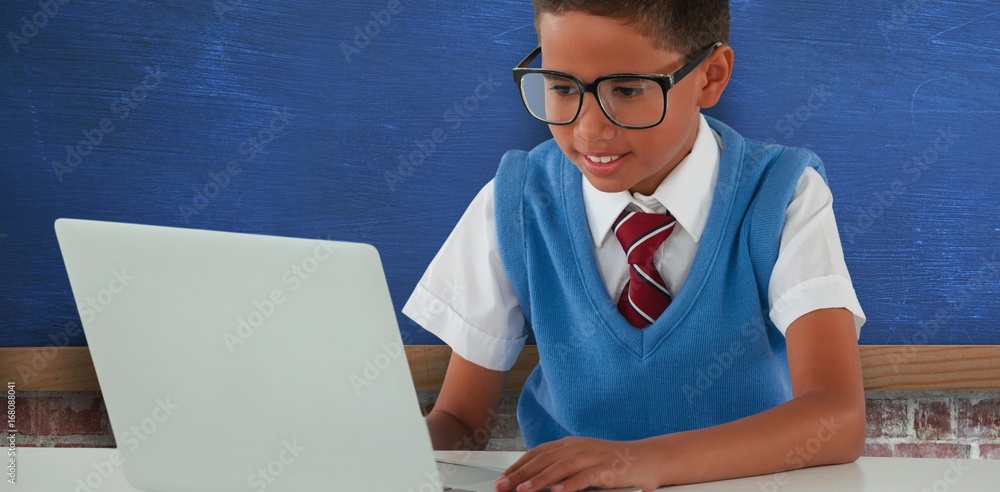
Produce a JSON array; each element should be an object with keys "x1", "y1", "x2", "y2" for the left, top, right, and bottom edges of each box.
[
  {"x1": 669, "y1": 42, "x2": 723, "y2": 85},
  {"x1": 512, "y1": 42, "x2": 720, "y2": 84},
  {"x1": 513, "y1": 46, "x2": 543, "y2": 80}
]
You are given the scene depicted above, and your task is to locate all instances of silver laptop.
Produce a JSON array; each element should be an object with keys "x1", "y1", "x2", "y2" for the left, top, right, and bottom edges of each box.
[{"x1": 54, "y1": 218, "x2": 504, "y2": 492}]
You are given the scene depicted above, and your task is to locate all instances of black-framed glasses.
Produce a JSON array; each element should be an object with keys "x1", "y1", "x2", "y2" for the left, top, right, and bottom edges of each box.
[{"x1": 512, "y1": 42, "x2": 723, "y2": 129}]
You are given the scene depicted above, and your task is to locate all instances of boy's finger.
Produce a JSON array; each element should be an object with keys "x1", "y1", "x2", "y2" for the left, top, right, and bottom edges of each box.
[
  {"x1": 497, "y1": 448, "x2": 569, "y2": 490},
  {"x1": 501, "y1": 440, "x2": 560, "y2": 477},
  {"x1": 497, "y1": 456, "x2": 549, "y2": 490},
  {"x1": 499, "y1": 458, "x2": 570, "y2": 492},
  {"x1": 498, "y1": 447, "x2": 591, "y2": 491},
  {"x1": 549, "y1": 465, "x2": 608, "y2": 492},
  {"x1": 500, "y1": 448, "x2": 540, "y2": 478}
]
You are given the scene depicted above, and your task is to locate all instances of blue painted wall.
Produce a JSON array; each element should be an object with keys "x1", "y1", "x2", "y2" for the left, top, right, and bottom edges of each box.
[{"x1": 1, "y1": 0, "x2": 998, "y2": 347}]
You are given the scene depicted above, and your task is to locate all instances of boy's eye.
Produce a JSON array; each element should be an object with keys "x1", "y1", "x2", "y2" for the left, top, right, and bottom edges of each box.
[
  {"x1": 546, "y1": 83, "x2": 579, "y2": 97},
  {"x1": 613, "y1": 86, "x2": 643, "y2": 97},
  {"x1": 541, "y1": 74, "x2": 579, "y2": 97},
  {"x1": 605, "y1": 79, "x2": 650, "y2": 99}
]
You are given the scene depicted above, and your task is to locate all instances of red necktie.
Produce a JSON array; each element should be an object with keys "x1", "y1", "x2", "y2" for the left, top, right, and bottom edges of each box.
[{"x1": 613, "y1": 209, "x2": 676, "y2": 328}]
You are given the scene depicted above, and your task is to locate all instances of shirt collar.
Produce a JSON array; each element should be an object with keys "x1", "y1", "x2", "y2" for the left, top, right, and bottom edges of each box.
[{"x1": 582, "y1": 114, "x2": 721, "y2": 248}]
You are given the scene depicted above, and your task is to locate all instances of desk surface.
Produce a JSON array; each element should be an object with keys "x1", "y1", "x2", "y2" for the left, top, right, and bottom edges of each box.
[{"x1": 3, "y1": 448, "x2": 998, "y2": 491}]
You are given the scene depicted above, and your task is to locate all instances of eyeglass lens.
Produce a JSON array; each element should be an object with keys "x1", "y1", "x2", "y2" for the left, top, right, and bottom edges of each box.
[{"x1": 519, "y1": 73, "x2": 666, "y2": 127}]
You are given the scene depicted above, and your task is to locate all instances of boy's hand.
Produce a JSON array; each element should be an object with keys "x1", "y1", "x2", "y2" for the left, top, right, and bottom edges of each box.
[{"x1": 493, "y1": 436, "x2": 662, "y2": 492}]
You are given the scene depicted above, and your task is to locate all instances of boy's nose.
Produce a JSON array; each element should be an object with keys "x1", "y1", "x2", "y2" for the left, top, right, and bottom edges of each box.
[{"x1": 573, "y1": 93, "x2": 618, "y2": 142}]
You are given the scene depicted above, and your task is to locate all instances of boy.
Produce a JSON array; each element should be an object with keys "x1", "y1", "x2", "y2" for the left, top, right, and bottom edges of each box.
[{"x1": 402, "y1": 1, "x2": 867, "y2": 491}]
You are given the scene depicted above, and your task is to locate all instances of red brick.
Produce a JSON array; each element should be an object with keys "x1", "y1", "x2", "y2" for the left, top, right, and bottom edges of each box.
[
  {"x1": 17, "y1": 393, "x2": 110, "y2": 436},
  {"x1": 956, "y1": 398, "x2": 1000, "y2": 439},
  {"x1": 865, "y1": 398, "x2": 908, "y2": 438},
  {"x1": 862, "y1": 442, "x2": 894, "y2": 457},
  {"x1": 980, "y1": 444, "x2": 1000, "y2": 460},
  {"x1": 914, "y1": 400, "x2": 953, "y2": 440},
  {"x1": 894, "y1": 443, "x2": 970, "y2": 459}
]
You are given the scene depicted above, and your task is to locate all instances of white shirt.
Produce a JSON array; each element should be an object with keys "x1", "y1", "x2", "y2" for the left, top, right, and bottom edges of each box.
[{"x1": 402, "y1": 115, "x2": 866, "y2": 371}]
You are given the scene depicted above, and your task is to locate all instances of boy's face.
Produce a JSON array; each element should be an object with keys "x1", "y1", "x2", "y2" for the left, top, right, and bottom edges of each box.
[{"x1": 536, "y1": 11, "x2": 727, "y2": 196}]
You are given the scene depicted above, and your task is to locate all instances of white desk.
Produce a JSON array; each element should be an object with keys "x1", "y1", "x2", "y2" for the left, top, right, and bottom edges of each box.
[{"x1": 3, "y1": 448, "x2": 998, "y2": 491}]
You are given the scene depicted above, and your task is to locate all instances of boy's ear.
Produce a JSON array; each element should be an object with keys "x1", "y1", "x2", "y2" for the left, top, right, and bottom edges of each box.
[{"x1": 696, "y1": 45, "x2": 734, "y2": 109}]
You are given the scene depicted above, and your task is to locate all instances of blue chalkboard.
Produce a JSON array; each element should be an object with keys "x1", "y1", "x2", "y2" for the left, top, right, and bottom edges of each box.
[{"x1": 1, "y1": 0, "x2": 998, "y2": 347}]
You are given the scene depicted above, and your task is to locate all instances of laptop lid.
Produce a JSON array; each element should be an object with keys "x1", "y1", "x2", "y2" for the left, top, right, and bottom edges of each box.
[{"x1": 54, "y1": 218, "x2": 441, "y2": 491}]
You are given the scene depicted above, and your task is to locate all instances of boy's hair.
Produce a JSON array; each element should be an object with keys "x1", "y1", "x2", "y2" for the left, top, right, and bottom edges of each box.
[{"x1": 532, "y1": 0, "x2": 730, "y2": 57}]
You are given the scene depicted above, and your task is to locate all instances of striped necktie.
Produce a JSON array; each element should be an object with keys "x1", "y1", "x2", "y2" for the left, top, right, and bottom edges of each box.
[{"x1": 613, "y1": 209, "x2": 677, "y2": 328}]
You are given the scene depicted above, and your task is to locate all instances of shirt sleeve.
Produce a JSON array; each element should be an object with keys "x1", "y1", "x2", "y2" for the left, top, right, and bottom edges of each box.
[
  {"x1": 401, "y1": 179, "x2": 528, "y2": 371},
  {"x1": 767, "y1": 167, "x2": 867, "y2": 338}
]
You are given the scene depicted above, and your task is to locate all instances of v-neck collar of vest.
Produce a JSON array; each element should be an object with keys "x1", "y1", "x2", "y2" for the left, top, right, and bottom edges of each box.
[{"x1": 561, "y1": 116, "x2": 746, "y2": 360}]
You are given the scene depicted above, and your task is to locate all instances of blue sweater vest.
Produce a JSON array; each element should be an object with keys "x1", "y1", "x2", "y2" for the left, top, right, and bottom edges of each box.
[{"x1": 493, "y1": 116, "x2": 828, "y2": 449}]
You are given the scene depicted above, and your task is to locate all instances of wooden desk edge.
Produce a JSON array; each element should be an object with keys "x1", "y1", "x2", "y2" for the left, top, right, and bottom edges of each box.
[{"x1": 2, "y1": 345, "x2": 999, "y2": 392}]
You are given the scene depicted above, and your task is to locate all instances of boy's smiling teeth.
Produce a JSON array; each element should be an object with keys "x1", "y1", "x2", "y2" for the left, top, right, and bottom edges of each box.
[{"x1": 585, "y1": 154, "x2": 622, "y2": 164}]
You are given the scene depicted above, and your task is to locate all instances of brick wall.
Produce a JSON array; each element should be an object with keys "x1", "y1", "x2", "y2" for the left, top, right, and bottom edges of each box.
[
  {"x1": 864, "y1": 391, "x2": 1000, "y2": 460},
  {"x1": 6, "y1": 390, "x2": 999, "y2": 458},
  {"x1": 4, "y1": 392, "x2": 114, "y2": 448}
]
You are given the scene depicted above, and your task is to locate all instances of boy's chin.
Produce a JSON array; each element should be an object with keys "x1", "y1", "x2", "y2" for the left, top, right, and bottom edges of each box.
[
  {"x1": 580, "y1": 174, "x2": 633, "y2": 195},
  {"x1": 572, "y1": 153, "x2": 643, "y2": 194}
]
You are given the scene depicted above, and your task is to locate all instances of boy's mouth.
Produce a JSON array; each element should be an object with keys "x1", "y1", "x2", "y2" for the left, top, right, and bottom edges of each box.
[
  {"x1": 579, "y1": 152, "x2": 630, "y2": 179},
  {"x1": 585, "y1": 154, "x2": 623, "y2": 164}
]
